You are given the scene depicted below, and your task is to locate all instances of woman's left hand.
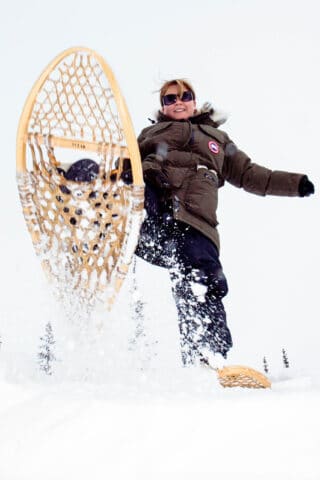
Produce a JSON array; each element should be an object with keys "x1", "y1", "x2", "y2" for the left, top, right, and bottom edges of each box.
[{"x1": 299, "y1": 176, "x2": 315, "y2": 197}]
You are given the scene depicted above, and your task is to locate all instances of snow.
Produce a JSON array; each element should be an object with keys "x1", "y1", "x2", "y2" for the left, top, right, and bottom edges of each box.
[
  {"x1": 1, "y1": 262, "x2": 320, "y2": 478},
  {"x1": 1, "y1": 0, "x2": 320, "y2": 478},
  {"x1": 1, "y1": 377, "x2": 320, "y2": 479}
]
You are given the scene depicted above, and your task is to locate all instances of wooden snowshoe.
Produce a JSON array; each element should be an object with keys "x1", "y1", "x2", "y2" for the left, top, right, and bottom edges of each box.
[
  {"x1": 16, "y1": 47, "x2": 144, "y2": 311},
  {"x1": 216, "y1": 365, "x2": 271, "y2": 389}
]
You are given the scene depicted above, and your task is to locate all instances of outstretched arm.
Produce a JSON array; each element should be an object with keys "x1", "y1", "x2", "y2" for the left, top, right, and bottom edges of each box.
[{"x1": 222, "y1": 143, "x2": 314, "y2": 197}]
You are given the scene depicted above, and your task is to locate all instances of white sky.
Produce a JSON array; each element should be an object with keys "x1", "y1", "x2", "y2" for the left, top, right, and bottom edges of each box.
[{"x1": 1, "y1": 0, "x2": 319, "y2": 370}]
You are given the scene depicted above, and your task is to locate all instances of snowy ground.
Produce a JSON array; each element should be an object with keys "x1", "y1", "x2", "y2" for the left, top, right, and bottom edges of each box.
[
  {"x1": 1, "y1": 0, "x2": 320, "y2": 478},
  {"x1": 1, "y1": 260, "x2": 320, "y2": 479},
  {"x1": 1, "y1": 371, "x2": 320, "y2": 479}
]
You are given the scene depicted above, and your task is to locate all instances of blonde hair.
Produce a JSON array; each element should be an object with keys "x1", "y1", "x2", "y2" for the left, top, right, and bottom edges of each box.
[{"x1": 159, "y1": 79, "x2": 196, "y2": 105}]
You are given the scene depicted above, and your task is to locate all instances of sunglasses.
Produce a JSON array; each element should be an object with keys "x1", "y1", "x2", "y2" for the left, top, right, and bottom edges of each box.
[{"x1": 161, "y1": 90, "x2": 194, "y2": 106}]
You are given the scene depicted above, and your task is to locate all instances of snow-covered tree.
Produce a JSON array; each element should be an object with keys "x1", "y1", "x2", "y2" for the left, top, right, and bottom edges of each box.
[
  {"x1": 282, "y1": 348, "x2": 290, "y2": 368},
  {"x1": 128, "y1": 258, "x2": 158, "y2": 369},
  {"x1": 129, "y1": 257, "x2": 146, "y2": 348},
  {"x1": 263, "y1": 356, "x2": 269, "y2": 374},
  {"x1": 38, "y1": 322, "x2": 56, "y2": 375}
]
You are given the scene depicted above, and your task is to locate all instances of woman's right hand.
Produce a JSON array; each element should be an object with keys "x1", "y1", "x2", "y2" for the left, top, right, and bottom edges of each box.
[{"x1": 145, "y1": 169, "x2": 171, "y2": 189}]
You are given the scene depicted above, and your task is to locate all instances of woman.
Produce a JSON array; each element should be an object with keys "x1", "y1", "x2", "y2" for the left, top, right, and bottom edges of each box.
[{"x1": 132, "y1": 79, "x2": 314, "y2": 366}]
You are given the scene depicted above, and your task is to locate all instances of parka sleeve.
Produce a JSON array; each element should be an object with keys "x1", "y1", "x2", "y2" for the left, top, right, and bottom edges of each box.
[
  {"x1": 136, "y1": 126, "x2": 164, "y2": 187},
  {"x1": 222, "y1": 140, "x2": 304, "y2": 197},
  {"x1": 142, "y1": 153, "x2": 163, "y2": 173}
]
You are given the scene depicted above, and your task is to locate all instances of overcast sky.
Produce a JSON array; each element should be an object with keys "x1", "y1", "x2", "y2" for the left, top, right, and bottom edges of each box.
[{"x1": 1, "y1": 0, "x2": 319, "y2": 370}]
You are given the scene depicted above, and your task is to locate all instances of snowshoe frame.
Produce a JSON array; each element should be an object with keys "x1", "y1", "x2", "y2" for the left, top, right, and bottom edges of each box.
[{"x1": 16, "y1": 47, "x2": 144, "y2": 312}]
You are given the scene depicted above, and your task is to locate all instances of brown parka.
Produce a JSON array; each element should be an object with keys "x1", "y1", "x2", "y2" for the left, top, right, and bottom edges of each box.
[{"x1": 138, "y1": 107, "x2": 304, "y2": 251}]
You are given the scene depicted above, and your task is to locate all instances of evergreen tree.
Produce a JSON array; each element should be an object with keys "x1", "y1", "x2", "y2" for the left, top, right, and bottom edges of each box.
[
  {"x1": 263, "y1": 356, "x2": 269, "y2": 374},
  {"x1": 38, "y1": 322, "x2": 56, "y2": 375},
  {"x1": 282, "y1": 348, "x2": 290, "y2": 368},
  {"x1": 128, "y1": 257, "x2": 158, "y2": 368},
  {"x1": 129, "y1": 257, "x2": 146, "y2": 348}
]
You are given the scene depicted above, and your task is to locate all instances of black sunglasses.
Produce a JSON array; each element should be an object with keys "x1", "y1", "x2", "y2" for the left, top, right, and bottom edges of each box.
[{"x1": 161, "y1": 91, "x2": 194, "y2": 106}]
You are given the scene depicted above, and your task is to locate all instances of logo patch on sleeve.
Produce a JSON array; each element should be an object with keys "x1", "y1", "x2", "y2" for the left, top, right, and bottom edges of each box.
[{"x1": 208, "y1": 140, "x2": 220, "y2": 154}]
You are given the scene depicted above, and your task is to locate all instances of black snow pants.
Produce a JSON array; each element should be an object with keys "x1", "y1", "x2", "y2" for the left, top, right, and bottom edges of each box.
[{"x1": 136, "y1": 184, "x2": 233, "y2": 365}]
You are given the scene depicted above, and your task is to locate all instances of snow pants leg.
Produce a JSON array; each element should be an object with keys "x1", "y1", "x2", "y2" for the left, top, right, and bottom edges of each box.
[
  {"x1": 169, "y1": 224, "x2": 233, "y2": 365},
  {"x1": 135, "y1": 184, "x2": 233, "y2": 365}
]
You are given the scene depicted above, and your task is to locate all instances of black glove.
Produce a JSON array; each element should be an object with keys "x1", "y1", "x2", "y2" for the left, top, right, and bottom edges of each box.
[
  {"x1": 155, "y1": 171, "x2": 171, "y2": 189},
  {"x1": 146, "y1": 170, "x2": 171, "y2": 190},
  {"x1": 299, "y1": 176, "x2": 315, "y2": 197}
]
